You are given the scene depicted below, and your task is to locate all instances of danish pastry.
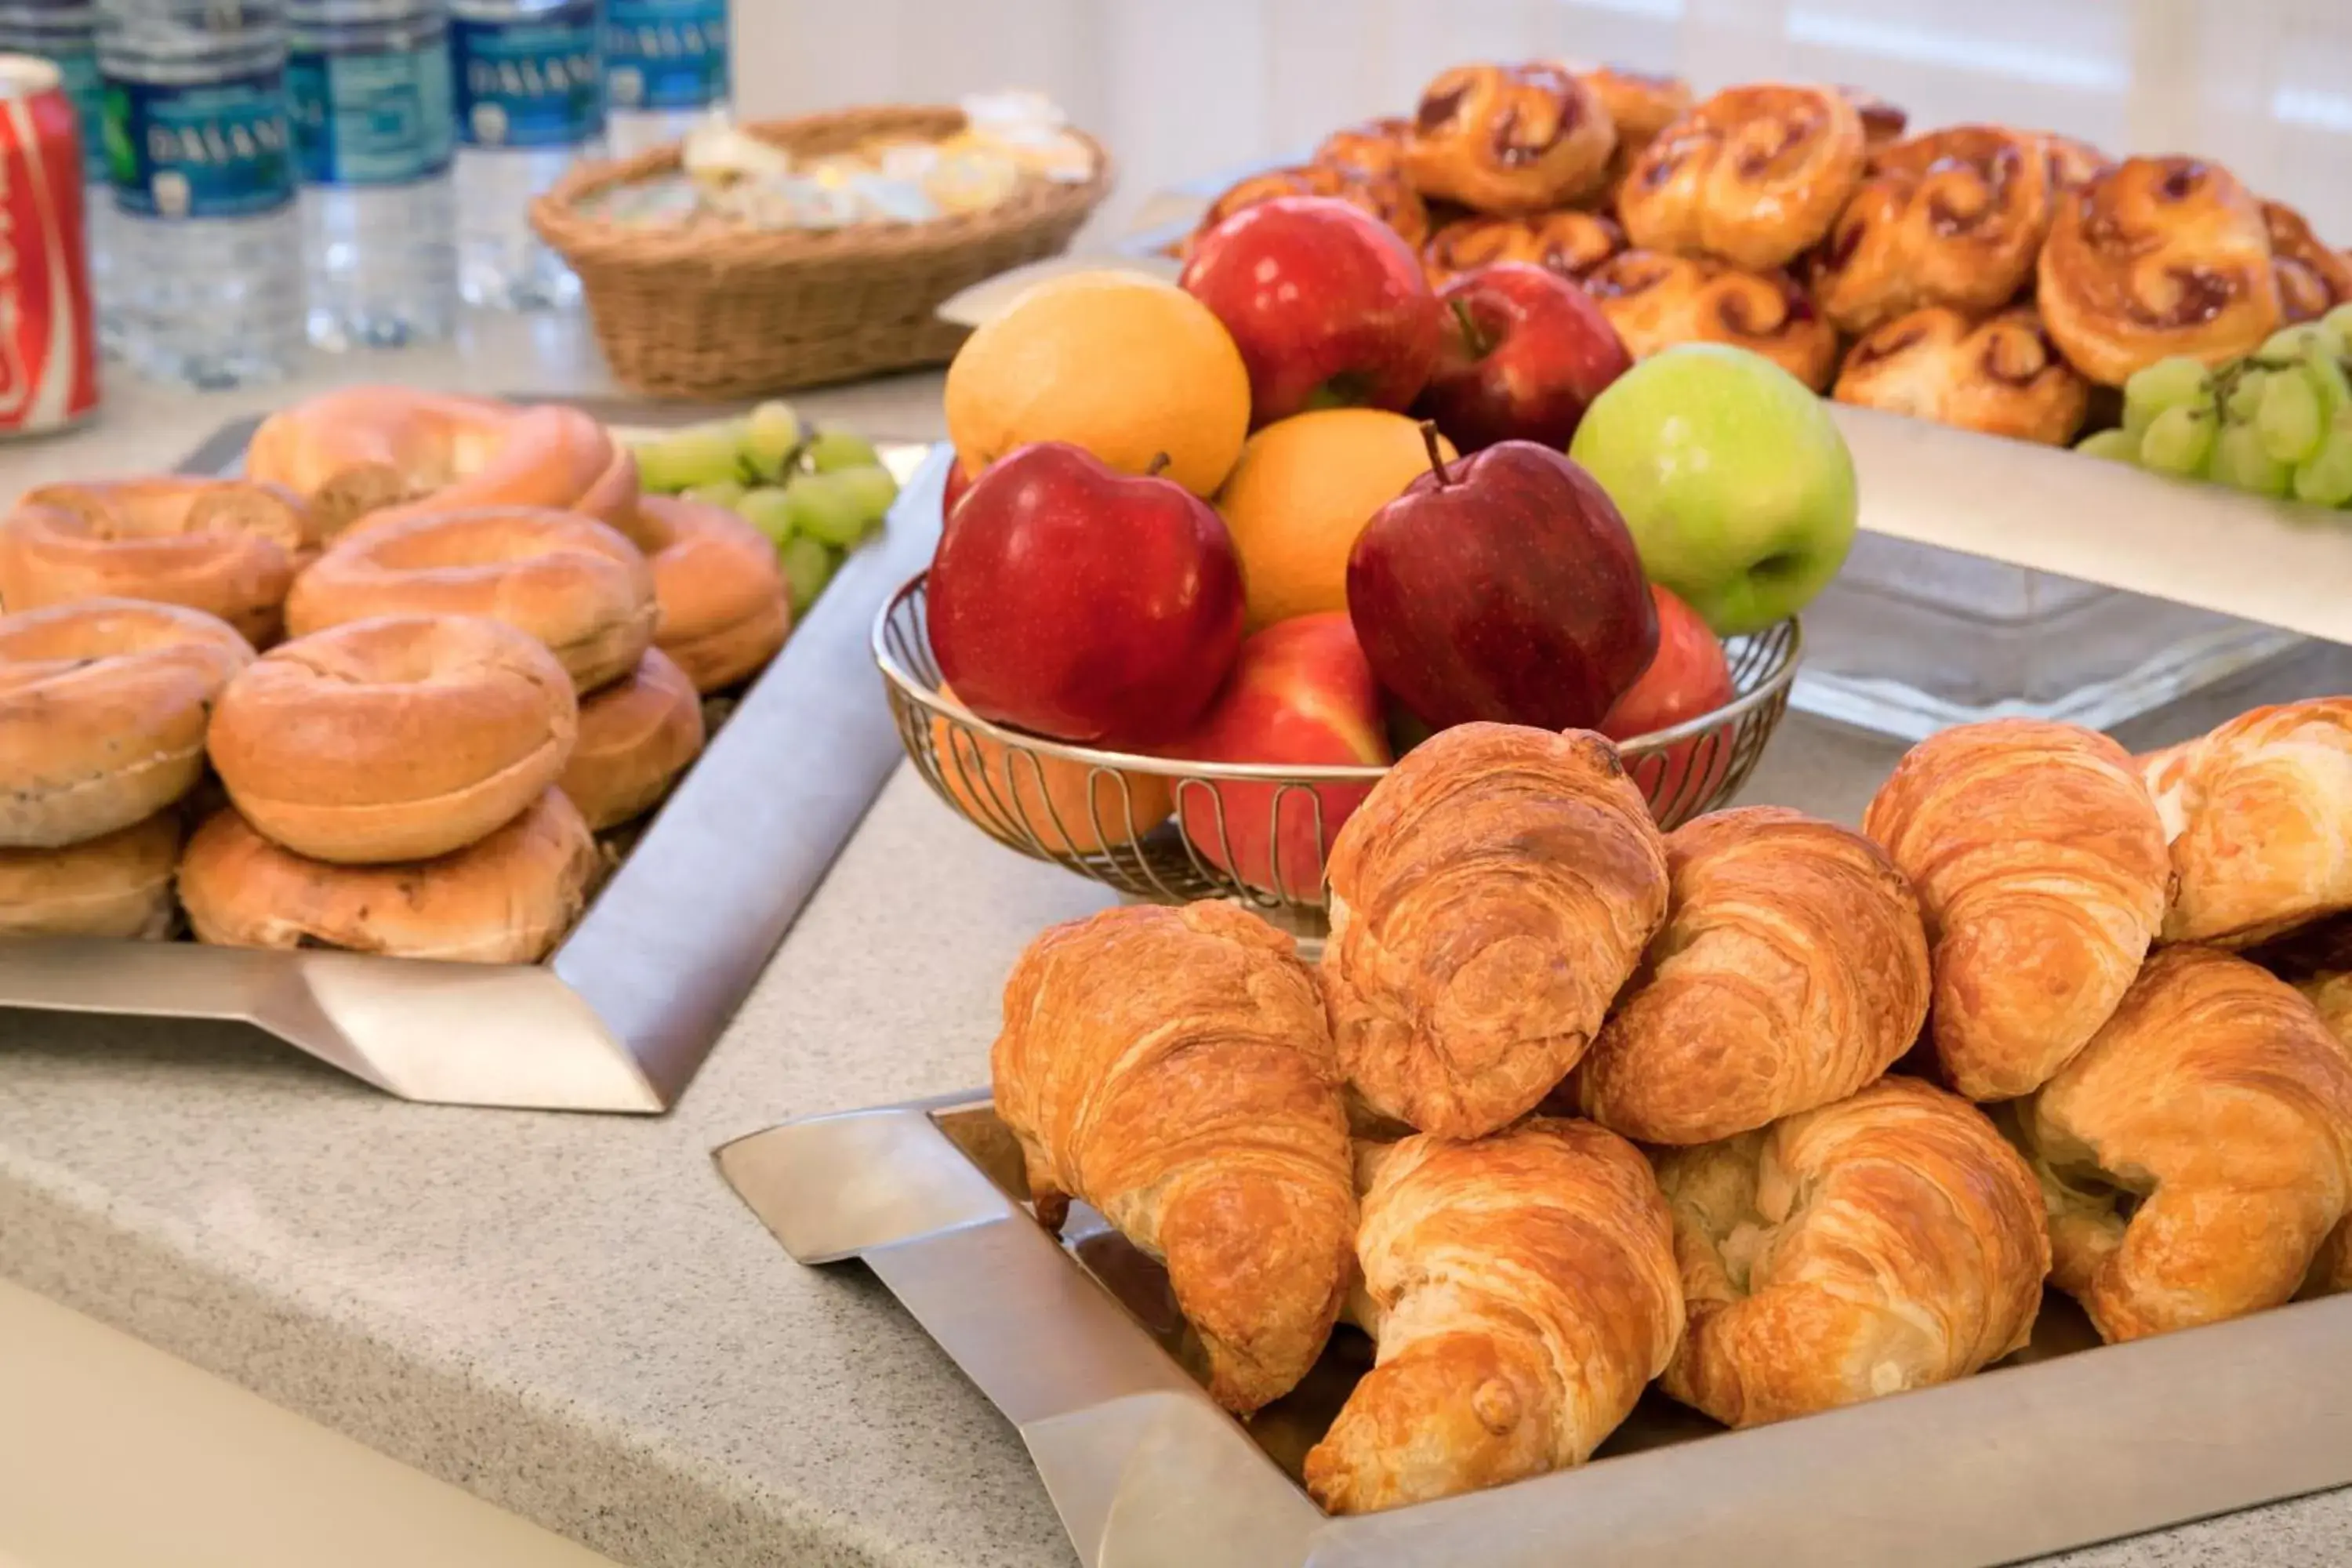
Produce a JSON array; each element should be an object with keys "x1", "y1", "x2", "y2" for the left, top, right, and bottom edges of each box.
[
  {"x1": 2040, "y1": 132, "x2": 2112, "y2": 192},
  {"x1": 1812, "y1": 126, "x2": 2056, "y2": 335},
  {"x1": 2009, "y1": 946, "x2": 2352, "y2": 1341},
  {"x1": 1571, "y1": 808, "x2": 1932, "y2": 1146},
  {"x1": 2149, "y1": 698, "x2": 2352, "y2": 947},
  {"x1": 1863, "y1": 719, "x2": 2170, "y2": 1101},
  {"x1": 1584, "y1": 249, "x2": 1839, "y2": 390},
  {"x1": 1314, "y1": 118, "x2": 1413, "y2": 182},
  {"x1": 1619, "y1": 85, "x2": 1868, "y2": 270},
  {"x1": 990, "y1": 902, "x2": 1356, "y2": 1414},
  {"x1": 1577, "y1": 64, "x2": 1692, "y2": 198},
  {"x1": 1303, "y1": 1118, "x2": 1681, "y2": 1512},
  {"x1": 1189, "y1": 162, "x2": 1429, "y2": 253},
  {"x1": 1839, "y1": 86, "x2": 1908, "y2": 153},
  {"x1": 1421, "y1": 209, "x2": 1624, "y2": 289},
  {"x1": 1405, "y1": 61, "x2": 1615, "y2": 213},
  {"x1": 2263, "y1": 199, "x2": 2352, "y2": 324},
  {"x1": 2036, "y1": 157, "x2": 2282, "y2": 385},
  {"x1": 1657, "y1": 1077, "x2": 2047, "y2": 1427},
  {"x1": 1321, "y1": 724, "x2": 1668, "y2": 1139},
  {"x1": 1835, "y1": 307, "x2": 2092, "y2": 446}
]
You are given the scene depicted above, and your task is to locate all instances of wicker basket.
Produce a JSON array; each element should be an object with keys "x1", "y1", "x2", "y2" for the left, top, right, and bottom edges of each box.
[{"x1": 531, "y1": 106, "x2": 1113, "y2": 398}]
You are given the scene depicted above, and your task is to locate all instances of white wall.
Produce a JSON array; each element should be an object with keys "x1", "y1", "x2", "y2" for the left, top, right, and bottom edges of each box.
[{"x1": 730, "y1": 0, "x2": 2352, "y2": 241}]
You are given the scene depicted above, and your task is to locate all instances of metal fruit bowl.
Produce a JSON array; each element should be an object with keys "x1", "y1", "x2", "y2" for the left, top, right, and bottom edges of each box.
[{"x1": 876, "y1": 573, "x2": 1801, "y2": 920}]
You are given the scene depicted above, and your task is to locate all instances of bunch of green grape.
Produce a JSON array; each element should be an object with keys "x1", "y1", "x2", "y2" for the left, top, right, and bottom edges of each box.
[
  {"x1": 2078, "y1": 304, "x2": 2352, "y2": 506},
  {"x1": 629, "y1": 401, "x2": 900, "y2": 615}
]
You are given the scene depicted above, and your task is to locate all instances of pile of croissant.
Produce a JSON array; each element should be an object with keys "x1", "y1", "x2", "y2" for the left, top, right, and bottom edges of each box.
[
  {"x1": 1191, "y1": 61, "x2": 2352, "y2": 448},
  {"x1": 989, "y1": 699, "x2": 2352, "y2": 1515}
]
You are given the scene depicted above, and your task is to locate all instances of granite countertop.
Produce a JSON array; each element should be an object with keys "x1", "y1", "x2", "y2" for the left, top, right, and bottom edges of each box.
[{"x1": 1, "y1": 314, "x2": 2347, "y2": 1568}]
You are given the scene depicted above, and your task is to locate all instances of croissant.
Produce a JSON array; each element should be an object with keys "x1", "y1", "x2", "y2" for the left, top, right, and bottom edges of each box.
[
  {"x1": 1656, "y1": 1076, "x2": 2047, "y2": 1428},
  {"x1": 1189, "y1": 162, "x2": 1429, "y2": 254},
  {"x1": 1834, "y1": 306, "x2": 2091, "y2": 446},
  {"x1": 1405, "y1": 61, "x2": 1615, "y2": 213},
  {"x1": 2263, "y1": 199, "x2": 2352, "y2": 324},
  {"x1": 2037, "y1": 156, "x2": 2282, "y2": 385},
  {"x1": 1863, "y1": 720, "x2": 2170, "y2": 1101},
  {"x1": 1422, "y1": 209, "x2": 1625, "y2": 289},
  {"x1": 1314, "y1": 117, "x2": 1413, "y2": 183},
  {"x1": 1812, "y1": 127, "x2": 2056, "y2": 335},
  {"x1": 1571, "y1": 807, "x2": 1932, "y2": 1145},
  {"x1": 1322, "y1": 724, "x2": 1668, "y2": 1139},
  {"x1": 1584, "y1": 249, "x2": 1839, "y2": 390},
  {"x1": 2144, "y1": 699, "x2": 2352, "y2": 948},
  {"x1": 1618, "y1": 85, "x2": 1868, "y2": 270},
  {"x1": 989, "y1": 902, "x2": 1356, "y2": 1413},
  {"x1": 1302, "y1": 1117, "x2": 1682, "y2": 1513},
  {"x1": 2007, "y1": 946, "x2": 2352, "y2": 1341}
]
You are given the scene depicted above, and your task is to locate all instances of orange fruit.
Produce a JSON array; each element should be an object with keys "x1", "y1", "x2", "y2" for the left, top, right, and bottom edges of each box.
[
  {"x1": 929, "y1": 682, "x2": 1174, "y2": 853},
  {"x1": 944, "y1": 271, "x2": 1251, "y2": 497},
  {"x1": 1214, "y1": 409, "x2": 1455, "y2": 627}
]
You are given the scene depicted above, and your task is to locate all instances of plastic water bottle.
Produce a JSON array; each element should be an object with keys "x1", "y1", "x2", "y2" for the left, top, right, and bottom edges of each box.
[
  {"x1": 0, "y1": 1, "x2": 119, "y2": 354},
  {"x1": 448, "y1": 0, "x2": 597, "y2": 310},
  {"x1": 601, "y1": 0, "x2": 724, "y2": 158},
  {"x1": 287, "y1": 0, "x2": 456, "y2": 347},
  {"x1": 96, "y1": 0, "x2": 304, "y2": 386}
]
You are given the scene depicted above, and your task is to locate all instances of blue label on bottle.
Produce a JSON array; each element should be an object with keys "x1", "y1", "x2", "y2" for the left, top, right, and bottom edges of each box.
[
  {"x1": 49, "y1": 46, "x2": 108, "y2": 187},
  {"x1": 450, "y1": 2, "x2": 602, "y2": 149},
  {"x1": 603, "y1": 0, "x2": 726, "y2": 113},
  {"x1": 100, "y1": 71, "x2": 296, "y2": 220},
  {"x1": 289, "y1": 39, "x2": 455, "y2": 185}
]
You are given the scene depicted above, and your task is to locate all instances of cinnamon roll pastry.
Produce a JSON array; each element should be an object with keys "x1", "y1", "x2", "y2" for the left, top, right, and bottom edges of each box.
[
  {"x1": 2036, "y1": 157, "x2": 2283, "y2": 385},
  {"x1": 1315, "y1": 117, "x2": 1414, "y2": 182},
  {"x1": 1835, "y1": 307, "x2": 2091, "y2": 446},
  {"x1": 2263, "y1": 199, "x2": 2352, "y2": 324},
  {"x1": 1620, "y1": 85, "x2": 1868, "y2": 270},
  {"x1": 1190, "y1": 162, "x2": 1429, "y2": 255},
  {"x1": 2150, "y1": 699, "x2": 2352, "y2": 948},
  {"x1": 1584, "y1": 249, "x2": 1839, "y2": 390},
  {"x1": 1840, "y1": 86, "x2": 1908, "y2": 154},
  {"x1": 1423, "y1": 209, "x2": 1625, "y2": 289},
  {"x1": 2040, "y1": 132, "x2": 2113, "y2": 193},
  {"x1": 2008, "y1": 946, "x2": 2352, "y2": 1342},
  {"x1": 1405, "y1": 61, "x2": 1616, "y2": 213},
  {"x1": 1813, "y1": 126, "x2": 2056, "y2": 335},
  {"x1": 1576, "y1": 64, "x2": 1693, "y2": 198}
]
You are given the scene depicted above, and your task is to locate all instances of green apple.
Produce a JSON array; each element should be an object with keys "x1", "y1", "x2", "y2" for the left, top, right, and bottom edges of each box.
[{"x1": 1569, "y1": 343, "x2": 1857, "y2": 637}]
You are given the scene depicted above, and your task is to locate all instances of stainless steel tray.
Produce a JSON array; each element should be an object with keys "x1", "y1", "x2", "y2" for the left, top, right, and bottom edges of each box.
[
  {"x1": 719, "y1": 1093, "x2": 2352, "y2": 1566},
  {"x1": 0, "y1": 407, "x2": 952, "y2": 1113}
]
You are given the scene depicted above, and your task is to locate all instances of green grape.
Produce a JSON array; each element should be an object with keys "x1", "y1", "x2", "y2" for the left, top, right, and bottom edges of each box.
[
  {"x1": 2209, "y1": 422, "x2": 2292, "y2": 496},
  {"x1": 735, "y1": 485, "x2": 796, "y2": 546},
  {"x1": 2323, "y1": 303, "x2": 2352, "y2": 354},
  {"x1": 784, "y1": 468, "x2": 898, "y2": 546},
  {"x1": 779, "y1": 535, "x2": 837, "y2": 615},
  {"x1": 741, "y1": 401, "x2": 804, "y2": 481},
  {"x1": 2256, "y1": 370, "x2": 2325, "y2": 464},
  {"x1": 2223, "y1": 366, "x2": 2269, "y2": 425},
  {"x1": 2260, "y1": 324, "x2": 2332, "y2": 361},
  {"x1": 804, "y1": 428, "x2": 881, "y2": 473},
  {"x1": 632, "y1": 426, "x2": 746, "y2": 492},
  {"x1": 2122, "y1": 356, "x2": 2213, "y2": 438},
  {"x1": 2139, "y1": 405, "x2": 2216, "y2": 476},
  {"x1": 684, "y1": 478, "x2": 747, "y2": 510},
  {"x1": 2292, "y1": 426, "x2": 2352, "y2": 506},
  {"x1": 2074, "y1": 428, "x2": 2140, "y2": 463},
  {"x1": 2303, "y1": 346, "x2": 2351, "y2": 425}
]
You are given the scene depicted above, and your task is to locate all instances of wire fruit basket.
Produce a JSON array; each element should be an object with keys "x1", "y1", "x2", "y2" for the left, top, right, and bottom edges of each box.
[{"x1": 877, "y1": 573, "x2": 1801, "y2": 921}]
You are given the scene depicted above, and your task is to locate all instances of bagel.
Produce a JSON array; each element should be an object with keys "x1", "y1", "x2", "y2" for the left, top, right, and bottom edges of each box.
[
  {"x1": 244, "y1": 388, "x2": 637, "y2": 537},
  {"x1": 0, "y1": 812, "x2": 182, "y2": 939},
  {"x1": 0, "y1": 598, "x2": 255, "y2": 848},
  {"x1": 557, "y1": 648, "x2": 706, "y2": 830},
  {"x1": 286, "y1": 506, "x2": 658, "y2": 692},
  {"x1": 180, "y1": 789, "x2": 597, "y2": 964},
  {"x1": 0, "y1": 477, "x2": 319, "y2": 644},
  {"x1": 623, "y1": 496, "x2": 790, "y2": 692},
  {"x1": 207, "y1": 614, "x2": 579, "y2": 865}
]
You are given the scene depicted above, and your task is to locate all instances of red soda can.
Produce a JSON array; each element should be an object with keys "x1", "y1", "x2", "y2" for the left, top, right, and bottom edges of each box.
[{"x1": 0, "y1": 53, "x2": 98, "y2": 435}]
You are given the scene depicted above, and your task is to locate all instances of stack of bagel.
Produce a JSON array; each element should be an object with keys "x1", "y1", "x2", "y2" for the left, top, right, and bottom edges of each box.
[{"x1": 0, "y1": 386, "x2": 792, "y2": 964}]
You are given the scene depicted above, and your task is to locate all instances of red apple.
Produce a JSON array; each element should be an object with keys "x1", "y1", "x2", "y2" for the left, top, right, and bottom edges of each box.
[
  {"x1": 1178, "y1": 196, "x2": 1441, "y2": 426},
  {"x1": 1157, "y1": 613, "x2": 1391, "y2": 899},
  {"x1": 1601, "y1": 584, "x2": 1737, "y2": 818},
  {"x1": 942, "y1": 455, "x2": 977, "y2": 523},
  {"x1": 1416, "y1": 262, "x2": 1633, "y2": 452},
  {"x1": 927, "y1": 441, "x2": 1245, "y2": 746},
  {"x1": 1347, "y1": 431, "x2": 1657, "y2": 731}
]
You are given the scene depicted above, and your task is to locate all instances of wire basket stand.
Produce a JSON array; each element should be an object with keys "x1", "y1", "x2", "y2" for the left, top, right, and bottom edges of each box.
[{"x1": 877, "y1": 573, "x2": 1801, "y2": 932}]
